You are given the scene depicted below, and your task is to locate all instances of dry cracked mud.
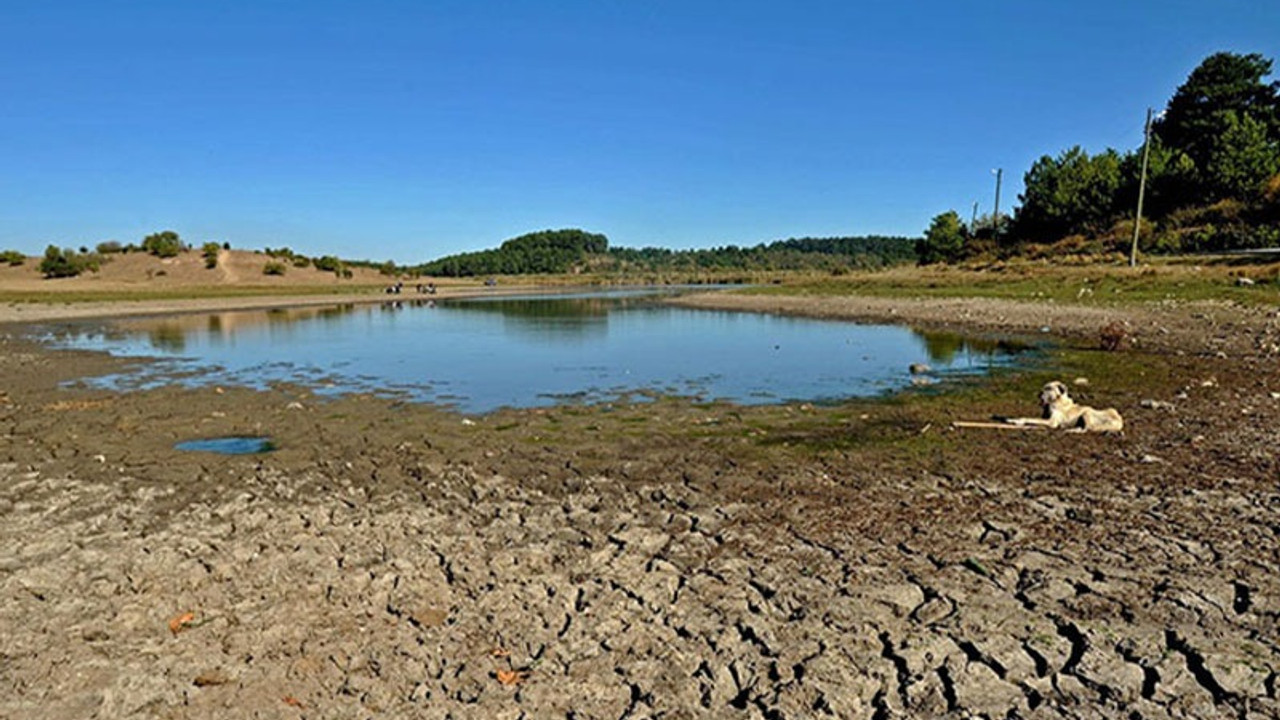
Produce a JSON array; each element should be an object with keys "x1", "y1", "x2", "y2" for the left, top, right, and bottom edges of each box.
[{"x1": 2, "y1": 294, "x2": 1280, "y2": 719}]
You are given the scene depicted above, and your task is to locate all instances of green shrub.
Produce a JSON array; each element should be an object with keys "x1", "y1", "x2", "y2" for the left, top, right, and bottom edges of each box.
[
  {"x1": 202, "y1": 242, "x2": 221, "y2": 269},
  {"x1": 291, "y1": 255, "x2": 311, "y2": 268},
  {"x1": 262, "y1": 261, "x2": 287, "y2": 276},
  {"x1": 95, "y1": 241, "x2": 123, "y2": 254},
  {"x1": 313, "y1": 255, "x2": 342, "y2": 272},
  {"x1": 0, "y1": 249, "x2": 25, "y2": 266},
  {"x1": 40, "y1": 245, "x2": 104, "y2": 278},
  {"x1": 141, "y1": 230, "x2": 185, "y2": 258}
]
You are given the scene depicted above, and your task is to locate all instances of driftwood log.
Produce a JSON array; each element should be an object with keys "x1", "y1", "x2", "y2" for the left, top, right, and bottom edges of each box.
[{"x1": 951, "y1": 420, "x2": 1048, "y2": 430}]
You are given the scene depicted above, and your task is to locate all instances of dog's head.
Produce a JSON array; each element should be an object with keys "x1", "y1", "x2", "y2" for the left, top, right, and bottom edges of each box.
[{"x1": 1039, "y1": 381, "x2": 1071, "y2": 408}]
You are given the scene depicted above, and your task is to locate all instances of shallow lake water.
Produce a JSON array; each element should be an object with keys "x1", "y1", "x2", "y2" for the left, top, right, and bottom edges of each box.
[
  {"x1": 39, "y1": 288, "x2": 1034, "y2": 413},
  {"x1": 173, "y1": 436, "x2": 275, "y2": 455}
]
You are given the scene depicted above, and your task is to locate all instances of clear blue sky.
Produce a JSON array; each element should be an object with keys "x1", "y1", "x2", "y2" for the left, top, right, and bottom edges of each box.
[{"x1": 3, "y1": 1, "x2": 1278, "y2": 262}]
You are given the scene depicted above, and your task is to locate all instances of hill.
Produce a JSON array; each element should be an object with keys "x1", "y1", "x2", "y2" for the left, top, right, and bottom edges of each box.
[
  {"x1": 414, "y1": 228, "x2": 917, "y2": 278},
  {"x1": 0, "y1": 248, "x2": 396, "y2": 295}
]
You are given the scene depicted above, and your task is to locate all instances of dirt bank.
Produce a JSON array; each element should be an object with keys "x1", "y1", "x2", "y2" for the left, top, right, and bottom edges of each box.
[
  {"x1": 672, "y1": 291, "x2": 1280, "y2": 357},
  {"x1": 2, "y1": 294, "x2": 1279, "y2": 719}
]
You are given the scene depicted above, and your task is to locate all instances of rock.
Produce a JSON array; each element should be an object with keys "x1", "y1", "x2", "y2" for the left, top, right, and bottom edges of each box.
[
  {"x1": 1140, "y1": 399, "x2": 1175, "y2": 411},
  {"x1": 409, "y1": 607, "x2": 449, "y2": 628},
  {"x1": 1073, "y1": 377, "x2": 1089, "y2": 386},
  {"x1": 909, "y1": 363, "x2": 931, "y2": 375},
  {"x1": 1236, "y1": 277, "x2": 1256, "y2": 286},
  {"x1": 193, "y1": 670, "x2": 232, "y2": 687}
]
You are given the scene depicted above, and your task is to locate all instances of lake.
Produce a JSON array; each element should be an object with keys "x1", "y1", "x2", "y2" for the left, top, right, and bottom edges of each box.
[{"x1": 37, "y1": 288, "x2": 1032, "y2": 413}]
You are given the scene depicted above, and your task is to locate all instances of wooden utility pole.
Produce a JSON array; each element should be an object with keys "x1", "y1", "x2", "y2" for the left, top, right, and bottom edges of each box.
[
  {"x1": 992, "y1": 168, "x2": 1003, "y2": 239},
  {"x1": 1130, "y1": 107, "x2": 1154, "y2": 268}
]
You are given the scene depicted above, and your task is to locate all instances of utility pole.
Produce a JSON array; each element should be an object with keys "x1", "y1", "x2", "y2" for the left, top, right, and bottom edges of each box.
[
  {"x1": 1130, "y1": 107, "x2": 1154, "y2": 268},
  {"x1": 992, "y1": 168, "x2": 1003, "y2": 240},
  {"x1": 971, "y1": 201, "x2": 979, "y2": 231}
]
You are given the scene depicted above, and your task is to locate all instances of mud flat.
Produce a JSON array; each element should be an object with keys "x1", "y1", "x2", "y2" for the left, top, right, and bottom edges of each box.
[{"x1": 2, "y1": 294, "x2": 1280, "y2": 719}]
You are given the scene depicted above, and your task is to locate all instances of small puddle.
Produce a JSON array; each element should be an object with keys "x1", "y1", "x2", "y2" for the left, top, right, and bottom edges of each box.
[{"x1": 174, "y1": 436, "x2": 275, "y2": 455}]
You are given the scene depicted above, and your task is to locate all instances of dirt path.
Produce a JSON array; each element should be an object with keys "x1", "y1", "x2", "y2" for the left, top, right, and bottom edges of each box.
[
  {"x1": 1, "y1": 294, "x2": 1279, "y2": 718},
  {"x1": 216, "y1": 249, "x2": 239, "y2": 283}
]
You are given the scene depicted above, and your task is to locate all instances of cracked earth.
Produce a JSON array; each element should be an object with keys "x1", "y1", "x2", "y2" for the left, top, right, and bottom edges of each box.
[{"x1": 2, "y1": 295, "x2": 1280, "y2": 719}]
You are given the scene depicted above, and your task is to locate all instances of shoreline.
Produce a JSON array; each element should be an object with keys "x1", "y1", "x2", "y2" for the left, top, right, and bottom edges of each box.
[
  {"x1": 671, "y1": 290, "x2": 1280, "y2": 357},
  {"x1": 0, "y1": 284, "x2": 578, "y2": 325},
  {"x1": 7, "y1": 284, "x2": 1275, "y2": 358}
]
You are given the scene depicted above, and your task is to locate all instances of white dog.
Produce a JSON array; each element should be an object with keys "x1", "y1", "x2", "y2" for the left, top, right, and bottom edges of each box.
[{"x1": 1001, "y1": 381, "x2": 1124, "y2": 433}]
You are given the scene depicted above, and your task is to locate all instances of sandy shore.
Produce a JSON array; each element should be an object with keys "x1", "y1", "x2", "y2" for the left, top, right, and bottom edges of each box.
[
  {"x1": 0, "y1": 284, "x2": 562, "y2": 325},
  {"x1": 3, "y1": 291, "x2": 1280, "y2": 718}
]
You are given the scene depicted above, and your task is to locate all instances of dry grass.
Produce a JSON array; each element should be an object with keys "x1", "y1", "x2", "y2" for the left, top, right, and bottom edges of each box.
[{"x1": 750, "y1": 256, "x2": 1280, "y2": 306}]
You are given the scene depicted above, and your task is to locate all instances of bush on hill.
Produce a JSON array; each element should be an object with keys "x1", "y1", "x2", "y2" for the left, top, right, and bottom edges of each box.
[
  {"x1": 39, "y1": 245, "x2": 105, "y2": 278},
  {"x1": 202, "y1": 242, "x2": 221, "y2": 269},
  {"x1": 142, "y1": 230, "x2": 186, "y2": 258}
]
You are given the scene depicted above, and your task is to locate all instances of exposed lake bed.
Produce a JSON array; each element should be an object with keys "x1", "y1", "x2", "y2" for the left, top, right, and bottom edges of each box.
[{"x1": 3, "y1": 290, "x2": 1280, "y2": 718}]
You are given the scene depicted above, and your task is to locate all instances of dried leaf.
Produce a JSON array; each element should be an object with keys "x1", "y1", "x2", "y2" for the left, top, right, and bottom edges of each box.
[
  {"x1": 168, "y1": 612, "x2": 196, "y2": 636},
  {"x1": 282, "y1": 695, "x2": 304, "y2": 708},
  {"x1": 490, "y1": 647, "x2": 510, "y2": 658},
  {"x1": 496, "y1": 669, "x2": 529, "y2": 686}
]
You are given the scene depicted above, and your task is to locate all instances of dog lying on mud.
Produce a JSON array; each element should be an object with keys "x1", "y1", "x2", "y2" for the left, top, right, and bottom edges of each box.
[{"x1": 999, "y1": 380, "x2": 1124, "y2": 433}]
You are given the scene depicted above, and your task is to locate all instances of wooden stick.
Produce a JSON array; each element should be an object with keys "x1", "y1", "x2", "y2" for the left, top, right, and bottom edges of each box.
[{"x1": 951, "y1": 421, "x2": 1048, "y2": 430}]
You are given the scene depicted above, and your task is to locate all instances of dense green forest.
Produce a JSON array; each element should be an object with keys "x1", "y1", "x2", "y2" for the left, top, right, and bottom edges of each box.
[
  {"x1": 413, "y1": 229, "x2": 915, "y2": 277},
  {"x1": 415, "y1": 229, "x2": 608, "y2": 276},
  {"x1": 920, "y1": 51, "x2": 1280, "y2": 263}
]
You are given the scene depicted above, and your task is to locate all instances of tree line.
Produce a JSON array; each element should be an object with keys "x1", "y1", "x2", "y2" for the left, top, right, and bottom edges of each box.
[
  {"x1": 920, "y1": 51, "x2": 1280, "y2": 264},
  {"x1": 414, "y1": 229, "x2": 915, "y2": 277}
]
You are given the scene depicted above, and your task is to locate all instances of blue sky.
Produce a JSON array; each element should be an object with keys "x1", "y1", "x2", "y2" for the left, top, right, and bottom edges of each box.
[{"x1": 3, "y1": 1, "x2": 1278, "y2": 262}]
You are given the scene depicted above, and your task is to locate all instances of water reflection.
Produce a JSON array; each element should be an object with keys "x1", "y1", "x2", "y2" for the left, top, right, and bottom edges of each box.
[
  {"x1": 442, "y1": 297, "x2": 610, "y2": 341},
  {"x1": 917, "y1": 331, "x2": 1029, "y2": 364},
  {"x1": 38, "y1": 290, "x2": 1037, "y2": 412},
  {"x1": 148, "y1": 324, "x2": 187, "y2": 352}
]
